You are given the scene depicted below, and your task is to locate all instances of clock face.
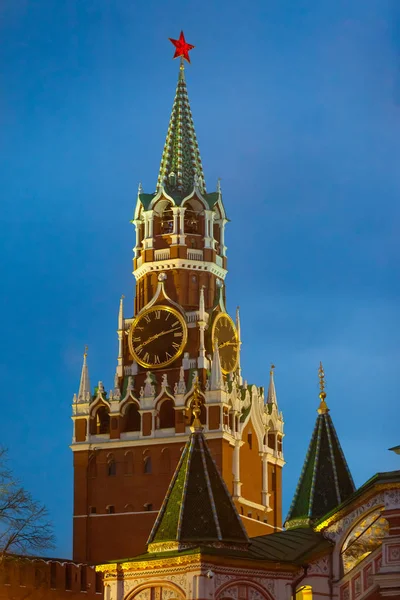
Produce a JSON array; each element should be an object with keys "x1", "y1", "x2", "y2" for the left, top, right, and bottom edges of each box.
[
  {"x1": 211, "y1": 312, "x2": 239, "y2": 374},
  {"x1": 128, "y1": 305, "x2": 188, "y2": 369}
]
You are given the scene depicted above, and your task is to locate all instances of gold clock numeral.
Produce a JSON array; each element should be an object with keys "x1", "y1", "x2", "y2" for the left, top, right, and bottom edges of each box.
[{"x1": 128, "y1": 305, "x2": 188, "y2": 368}]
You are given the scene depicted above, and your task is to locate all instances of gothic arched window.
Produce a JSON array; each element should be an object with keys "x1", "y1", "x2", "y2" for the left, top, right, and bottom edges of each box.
[
  {"x1": 125, "y1": 403, "x2": 141, "y2": 432},
  {"x1": 159, "y1": 399, "x2": 175, "y2": 429},
  {"x1": 107, "y1": 454, "x2": 116, "y2": 476},
  {"x1": 160, "y1": 448, "x2": 170, "y2": 474},
  {"x1": 124, "y1": 451, "x2": 134, "y2": 475},
  {"x1": 94, "y1": 405, "x2": 110, "y2": 435},
  {"x1": 144, "y1": 456, "x2": 152, "y2": 474}
]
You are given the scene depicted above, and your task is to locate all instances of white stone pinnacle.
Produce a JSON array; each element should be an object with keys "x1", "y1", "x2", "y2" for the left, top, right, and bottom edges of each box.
[{"x1": 77, "y1": 348, "x2": 91, "y2": 403}]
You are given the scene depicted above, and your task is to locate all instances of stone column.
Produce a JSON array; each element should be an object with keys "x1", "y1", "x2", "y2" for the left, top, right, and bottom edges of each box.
[
  {"x1": 233, "y1": 441, "x2": 242, "y2": 497},
  {"x1": 261, "y1": 453, "x2": 269, "y2": 507}
]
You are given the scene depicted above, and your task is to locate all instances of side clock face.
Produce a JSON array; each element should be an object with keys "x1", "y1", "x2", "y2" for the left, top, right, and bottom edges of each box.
[
  {"x1": 128, "y1": 305, "x2": 188, "y2": 369},
  {"x1": 211, "y1": 312, "x2": 239, "y2": 374}
]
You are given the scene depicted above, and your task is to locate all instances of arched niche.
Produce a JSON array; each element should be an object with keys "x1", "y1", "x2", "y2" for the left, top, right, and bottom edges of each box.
[
  {"x1": 158, "y1": 398, "x2": 175, "y2": 429},
  {"x1": 127, "y1": 582, "x2": 185, "y2": 600},
  {"x1": 90, "y1": 404, "x2": 110, "y2": 435},
  {"x1": 124, "y1": 402, "x2": 141, "y2": 432},
  {"x1": 216, "y1": 581, "x2": 273, "y2": 600},
  {"x1": 340, "y1": 507, "x2": 388, "y2": 575}
]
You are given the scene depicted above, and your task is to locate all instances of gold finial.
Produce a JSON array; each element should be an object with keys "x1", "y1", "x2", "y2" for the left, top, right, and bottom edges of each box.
[
  {"x1": 84, "y1": 345, "x2": 88, "y2": 358},
  {"x1": 270, "y1": 364, "x2": 275, "y2": 376},
  {"x1": 190, "y1": 380, "x2": 203, "y2": 432},
  {"x1": 318, "y1": 362, "x2": 329, "y2": 414}
]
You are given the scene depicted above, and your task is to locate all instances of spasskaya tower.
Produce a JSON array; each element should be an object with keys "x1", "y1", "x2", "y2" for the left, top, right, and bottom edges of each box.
[{"x1": 71, "y1": 33, "x2": 285, "y2": 564}]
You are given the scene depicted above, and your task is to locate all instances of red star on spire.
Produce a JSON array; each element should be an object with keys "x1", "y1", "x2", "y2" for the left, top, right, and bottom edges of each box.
[{"x1": 169, "y1": 31, "x2": 195, "y2": 63}]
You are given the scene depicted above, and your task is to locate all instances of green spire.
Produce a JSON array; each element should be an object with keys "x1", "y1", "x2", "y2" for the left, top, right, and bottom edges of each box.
[
  {"x1": 157, "y1": 63, "x2": 206, "y2": 196},
  {"x1": 285, "y1": 363, "x2": 356, "y2": 529},
  {"x1": 147, "y1": 423, "x2": 248, "y2": 551}
]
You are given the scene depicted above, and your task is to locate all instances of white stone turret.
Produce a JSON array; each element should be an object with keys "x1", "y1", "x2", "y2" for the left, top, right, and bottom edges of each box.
[
  {"x1": 267, "y1": 364, "x2": 278, "y2": 407},
  {"x1": 210, "y1": 342, "x2": 224, "y2": 391},
  {"x1": 77, "y1": 347, "x2": 91, "y2": 403},
  {"x1": 117, "y1": 295, "x2": 124, "y2": 377},
  {"x1": 236, "y1": 306, "x2": 243, "y2": 385}
]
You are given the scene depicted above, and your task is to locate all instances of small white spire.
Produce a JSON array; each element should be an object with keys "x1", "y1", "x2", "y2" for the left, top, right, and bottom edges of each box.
[
  {"x1": 217, "y1": 178, "x2": 221, "y2": 194},
  {"x1": 210, "y1": 342, "x2": 224, "y2": 391},
  {"x1": 199, "y1": 286, "x2": 206, "y2": 321},
  {"x1": 78, "y1": 346, "x2": 91, "y2": 403},
  {"x1": 236, "y1": 306, "x2": 242, "y2": 385},
  {"x1": 267, "y1": 364, "x2": 278, "y2": 406},
  {"x1": 118, "y1": 295, "x2": 124, "y2": 330}
]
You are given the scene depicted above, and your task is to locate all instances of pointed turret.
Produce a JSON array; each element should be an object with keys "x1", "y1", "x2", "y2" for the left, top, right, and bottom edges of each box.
[
  {"x1": 157, "y1": 62, "x2": 206, "y2": 196},
  {"x1": 285, "y1": 363, "x2": 355, "y2": 529},
  {"x1": 147, "y1": 384, "x2": 248, "y2": 551},
  {"x1": 77, "y1": 347, "x2": 91, "y2": 403},
  {"x1": 267, "y1": 364, "x2": 278, "y2": 406},
  {"x1": 210, "y1": 342, "x2": 224, "y2": 391}
]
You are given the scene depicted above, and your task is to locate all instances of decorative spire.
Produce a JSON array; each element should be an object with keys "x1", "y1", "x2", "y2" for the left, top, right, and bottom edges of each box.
[
  {"x1": 157, "y1": 33, "x2": 206, "y2": 196},
  {"x1": 285, "y1": 364, "x2": 355, "y2": 529},
  {"x1": 318, "y1": 361, "x2": 329, "y2": 414},
  {"x1": 210, "y1": 342, "x2": 224, "y2": 391},
  {"x1": 77, "y1": 346, "x2": 91, "y2": 403},
  {"x1": 118, "y1": 295, "x2": 124, "y2": 330},
  {"x1": 267, "y1": 364, "x2": 278, "y2": 405},
  {"x1": 190, "y1": 381, "x2": 203, "y2": 432}
]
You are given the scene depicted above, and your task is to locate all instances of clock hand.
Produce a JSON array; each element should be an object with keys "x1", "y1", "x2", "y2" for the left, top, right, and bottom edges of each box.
[
  {"x1": 218, "y1": 340, "x2": 237, "y2": 349},
  {"x1": 135, "y1": 328, "x2": 181, "y2": 351}
]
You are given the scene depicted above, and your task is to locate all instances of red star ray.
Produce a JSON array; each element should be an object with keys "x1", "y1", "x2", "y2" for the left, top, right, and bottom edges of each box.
[{"x1": 169, "y1": 31, "x2": 195, "y2": 63}]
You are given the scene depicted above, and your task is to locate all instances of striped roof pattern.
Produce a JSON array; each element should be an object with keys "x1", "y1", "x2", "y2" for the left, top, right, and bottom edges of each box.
[
  {"x1": 157, "y1": 65, "x2": 206, "y2": 195},
  {"x1": 147, "y1": 430, "x2": 248, "y2": 548},
  {"x1": 285, "y1": 410, "x2": 356, "y2": 529}
]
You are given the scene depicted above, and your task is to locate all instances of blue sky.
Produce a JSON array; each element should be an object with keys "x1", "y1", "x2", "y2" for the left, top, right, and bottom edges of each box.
[{"x1": 0, "y1": 0, "x2": 399, "y2": 558}]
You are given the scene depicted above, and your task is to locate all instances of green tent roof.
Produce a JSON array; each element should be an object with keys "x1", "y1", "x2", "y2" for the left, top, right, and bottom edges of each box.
[
  {"x1": 147, "y1": 428, "x2": 249, "y2": 549},
  {"x1": 285, "y1": 404, "x2": 355, "y2": 529}
]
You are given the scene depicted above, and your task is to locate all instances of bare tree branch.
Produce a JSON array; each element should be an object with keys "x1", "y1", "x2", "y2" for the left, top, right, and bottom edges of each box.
[{"x1": 0, "y1": 448, "x2": 55, "y2": 564}]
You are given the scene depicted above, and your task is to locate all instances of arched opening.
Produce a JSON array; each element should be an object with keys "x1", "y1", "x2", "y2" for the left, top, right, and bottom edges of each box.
[
  {"x1": 160, "y1": 202, "x2": 173, "y2": 234},
  {"x1": 124, "y1": 451, "x2": 134, "y2": 475},
  {"x1": 107, "y1": 454, "x2": 116, "y2": 476},
  {"x1": 91, "y1": 405, "x2": 110, "y2": 435},
  {"x1": 125, "y1": 403, "x2": 141, "y2": 432},
  {"x1": 341, "y1": 508, "x2": 388, "y2": 575},
  {"x1": 267, "y1": 433, "x2": 275, "y2": 449},
  {"x1": 184, "y1": 203, "x2": 199, "y2": 234},
  {"x1": 144, "y1": 456, "x2": 152, "y2": 474},
  {"x1": 159, "y1": 399, "x2": 175, "y2": 429},
  {"x1": 88, "y1": 455, "x2": 97, "y2": 478},
  {"x1": 160, "y1": 448, "x2": 170, "y2": 474}
]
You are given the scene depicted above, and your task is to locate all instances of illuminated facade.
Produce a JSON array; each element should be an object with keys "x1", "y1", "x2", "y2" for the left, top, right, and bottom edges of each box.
[{"x1": 71, "y1": 48, "x2": 284, "y2": 565}]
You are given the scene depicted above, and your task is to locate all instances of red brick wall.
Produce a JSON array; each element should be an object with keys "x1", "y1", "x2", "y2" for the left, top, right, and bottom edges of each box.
[{"x1": 0, "y1": 558, "x2": 102, "y2": 600}]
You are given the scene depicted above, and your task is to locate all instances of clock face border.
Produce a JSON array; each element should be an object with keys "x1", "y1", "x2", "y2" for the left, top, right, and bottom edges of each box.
[
  {"x1": 128, "y1": 305, "x2": 188, "y2": 369},
  {"x1": 211, "y1": 311, "x2": 239, "y2": 375}
]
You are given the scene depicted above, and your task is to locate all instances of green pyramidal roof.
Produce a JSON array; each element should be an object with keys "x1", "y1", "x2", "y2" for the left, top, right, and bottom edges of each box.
[
  {"x1": 157, "y1": 64, "x2": 206, "y2": 196},
  {"x1": 285, "y1": 403, "x2": 356, "y2": 529},
  {"x1": 147, "y1": 429, "x2": 249, "y2": 550}
]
